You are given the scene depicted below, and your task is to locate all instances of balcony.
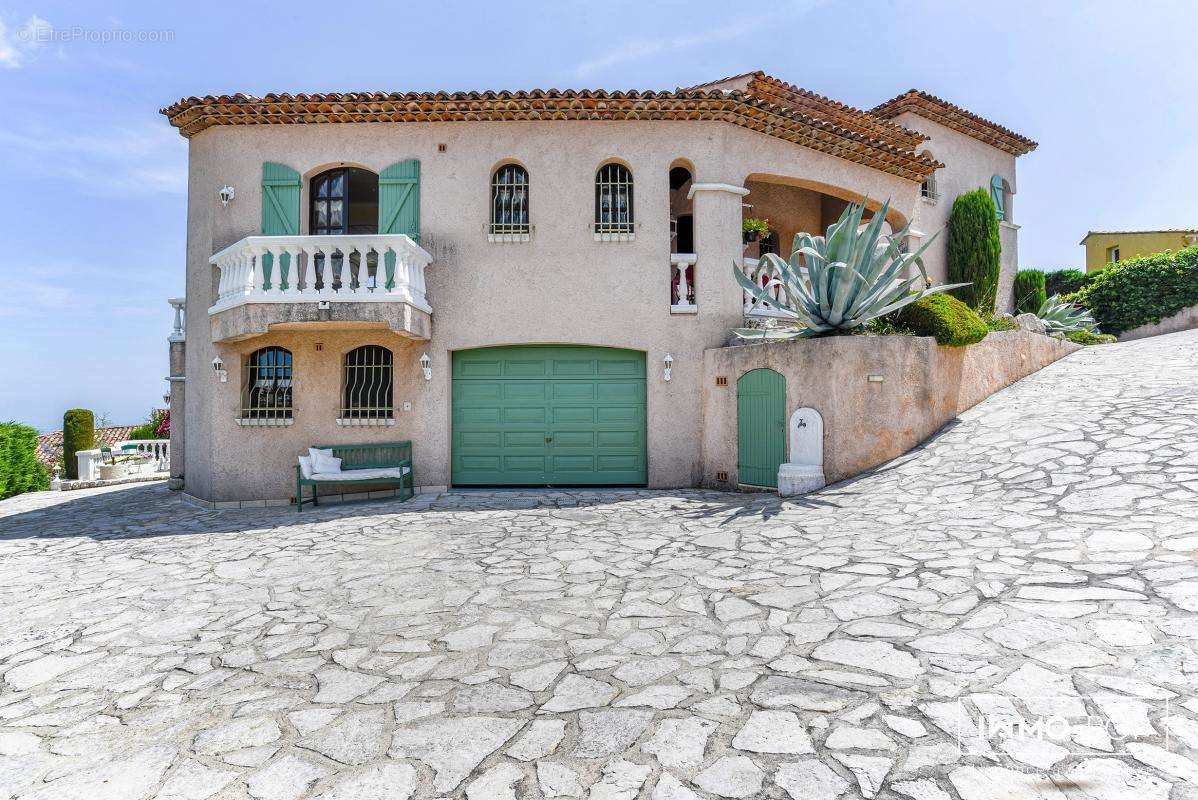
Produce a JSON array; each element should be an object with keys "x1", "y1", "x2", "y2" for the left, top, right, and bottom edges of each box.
[{"x1": 208, "y1": 234, "x2": 433, "y2": 343}]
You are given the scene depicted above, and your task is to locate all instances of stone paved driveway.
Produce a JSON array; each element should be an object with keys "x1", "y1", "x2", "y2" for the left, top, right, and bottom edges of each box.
[{"x1": 3, "y1": 331, "x2": 1198, "y2": 800}]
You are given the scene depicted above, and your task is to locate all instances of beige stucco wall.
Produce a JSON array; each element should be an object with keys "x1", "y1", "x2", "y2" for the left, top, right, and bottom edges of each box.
[
  {"x1": 701, "y1": 331, "x2": 1078, "y2": 488},
  {"x1": 181, "y1": 119, "x2": 922, "y2": 502},
  {"x1": 898, "y1": 114, "x2": 1022, "y2": 314}
]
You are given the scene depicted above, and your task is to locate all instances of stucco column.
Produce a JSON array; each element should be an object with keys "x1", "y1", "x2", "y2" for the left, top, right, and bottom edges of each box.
[
  {"x1": 167, "y1": 298, "x2": 186, "y2": 490},
  {"x1": 688, "y1": 183, "x2": 751, "y2": 327}
]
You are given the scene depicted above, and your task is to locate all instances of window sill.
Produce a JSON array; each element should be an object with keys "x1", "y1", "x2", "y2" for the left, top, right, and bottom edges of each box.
[
  {"x1": 487, "y1": 232, "x2": 531, "y2": 243},
  {"x1": 670, "y1": 304, "x2": 698, "y2": 315},
  {"x1": 999, "y1": 221, "x2": 1020, "y2": 231},
  {"x1": 336, "y1": 417, "x2": 396, "y2": 427},
  {"x1": 236, "y1": 417, "x2": 294, "y2": 427},
  {"x1": 920, "y1": 195, "x2": 938, "y2": 205},
  {"x1": 594, "y1": 232, "x2": 635, "y2": 243}
]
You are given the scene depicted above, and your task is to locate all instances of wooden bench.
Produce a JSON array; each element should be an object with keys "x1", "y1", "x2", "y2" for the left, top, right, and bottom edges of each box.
[{"x1": 295, "y1": 441, "x2": 414, "y2": 511}]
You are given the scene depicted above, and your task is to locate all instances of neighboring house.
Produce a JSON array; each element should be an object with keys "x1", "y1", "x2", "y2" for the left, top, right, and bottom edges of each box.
[
  {"x1": 1080, "y1": 230, "x2": 1198, "y2": 273},
  {"x1": 36, "y1": 425, "x2": 139, "y2": 468},
  {"x1": 159, "y1": 70, "x2": 1037, "y2": 504}
]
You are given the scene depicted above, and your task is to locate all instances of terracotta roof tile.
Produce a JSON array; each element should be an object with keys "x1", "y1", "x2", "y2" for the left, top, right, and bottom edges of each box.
[
  {"x1": 871, "y1": 89, "x2": 1037, "y2": 157},
  {"x1": 161, "y1": 82, "x2": 940, "y2": 182}
]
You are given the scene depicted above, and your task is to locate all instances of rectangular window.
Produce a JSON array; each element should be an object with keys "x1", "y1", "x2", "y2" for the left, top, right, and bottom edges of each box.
[{"x1": 1108, "y1": 246, "x2": 1120, "y2": 263}]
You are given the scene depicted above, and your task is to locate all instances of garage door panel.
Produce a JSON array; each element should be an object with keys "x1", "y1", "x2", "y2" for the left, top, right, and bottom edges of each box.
[
  {"x1": 552, "y1": 383, "x2": 597, "y2": 401},
  {"x1": 597, "y1": 430, "x2": 639, "y2": 448},
  {"x1": 553, "y1": 407, "x2": 596, "y2": 424},
  {"x1": 552, "y1": 431, "x2": 596, "y2": 447},
  {"x1": 456, "y1": 360, "x2": 505, "y2": 378},
  {"x1": 505, "y1": 359, "x2": 549, "y2": 378},
  {"x1": 455, "y1": 382, "x2": 502, "y2": 402},
  {"x1": 503, "y1": 382, "x2": 548, "y2": 402},
  {"x1": 597, "y1": 406, "x2": 641, "y2": 424},
  {"x1": 503, "y1": 407, "x2": 547, "y2": 424},
  {"x1": 597, "y1": 382, "x2": 644, "y2": 402},
  {"x1": 458, "y1": 455, "x2": 503, "y2": 470},
  {"x1": 453, "y1": 346, "x2": 646, "y2": 486},
  {"x1": 458, "y1": 431, "x2": 502, "y2": 448},
  {"x1": 457, "y1": 407, "x2": 501, "y2": 425},
  {"x1": 502, "y1": 431, "x2": 546, "y2": 447},
  {"x1": 503, "y1": 455, "x2": 548, "y2": 471}
]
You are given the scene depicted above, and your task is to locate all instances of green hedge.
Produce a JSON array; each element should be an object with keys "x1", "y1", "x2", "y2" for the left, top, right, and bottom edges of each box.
[
  {"x1": 1076, "y1": 246, "x2": 1198, "y2": 335},
  {"x1": 947, "y1": 189, "x2": 1002, "y2": 315},
  {"x1": 1013, "y1": 269, "x2": 1047, "y2": 315},
  {"x1": 892, "y1": 293, "x2": 989, "y2": 346},
  {"x1": 1045, "y1": 268, "x2": 1090, "y2": 297},
  {"x1": 63, "y1": 409, "x2": 94, "y2": 480},
  {"x1": 0, "y1": 423, "x2": 49, "y2": 500}
]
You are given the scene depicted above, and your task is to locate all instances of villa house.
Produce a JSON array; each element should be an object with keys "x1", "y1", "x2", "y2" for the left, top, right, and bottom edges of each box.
[{"x1": 160, "y1": 71, "x2": 1037, "y2": 506}]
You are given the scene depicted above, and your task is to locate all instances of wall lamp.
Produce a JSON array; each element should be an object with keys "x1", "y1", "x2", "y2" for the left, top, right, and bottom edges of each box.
[
  {"x1": 420, "y1": 352, "x2": 432, "y2": 381},
  {"x1": 663, "y1": 352, "x2": 674, "y2": 382},
  {"x1": 218, "y1": 185, "x2": 235, "y2": 207},
  {"x1": 212, "y1": 356, "x2": 227, "y2": 383}
]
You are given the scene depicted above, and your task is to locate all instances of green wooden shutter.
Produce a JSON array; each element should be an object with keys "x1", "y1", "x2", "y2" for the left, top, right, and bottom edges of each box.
[
  {"x1": 990, "y1": 175, "x2": 1006, "y2": 222},
  {"x1": 378, "y1": 160, "x2": 420, "y2": 290},
  {"x1": 260, "y1": 162, "x2": 301, "y2": 290}
]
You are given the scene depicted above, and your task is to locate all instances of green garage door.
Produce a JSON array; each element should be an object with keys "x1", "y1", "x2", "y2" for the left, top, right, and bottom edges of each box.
[{"x1": 452, "y1": 346, "x2": 647, "y2": 486}]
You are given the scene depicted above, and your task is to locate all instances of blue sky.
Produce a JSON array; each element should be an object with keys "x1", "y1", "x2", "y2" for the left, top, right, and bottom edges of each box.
[{"x1": 1, "y1": 0, "x2": 1195, "y2": 430}]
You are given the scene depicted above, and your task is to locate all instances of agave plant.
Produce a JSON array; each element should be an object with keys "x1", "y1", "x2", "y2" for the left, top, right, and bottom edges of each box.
[
  {"x1": 733, "y1": 200, "x2": 964, "y2": 340},
  {"x1": 1036, "y1": 294, "x2": 1097, "y2": 333}
]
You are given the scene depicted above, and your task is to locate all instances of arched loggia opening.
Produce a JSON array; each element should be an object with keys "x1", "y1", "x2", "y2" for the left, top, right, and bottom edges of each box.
[
  {"x1": 669, "y1": 164, "x2": 695, "y2": 310},
  {"x1": 740, "y1": 174, "x2": 910, "y2": 317}
]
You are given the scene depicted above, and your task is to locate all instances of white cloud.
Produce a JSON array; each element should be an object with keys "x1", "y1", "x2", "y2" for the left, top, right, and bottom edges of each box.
[
  {"x1": 572, "y1": 1, "x2": 828, "y2": 78},
  {"x1": 0, "y1": 15, "x2": 52, "y2": 68}
]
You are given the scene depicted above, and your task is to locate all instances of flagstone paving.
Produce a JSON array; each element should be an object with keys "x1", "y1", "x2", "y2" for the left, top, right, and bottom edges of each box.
[{"x1": 2, "y1": 329, "x2": 1197, "y2": 799}]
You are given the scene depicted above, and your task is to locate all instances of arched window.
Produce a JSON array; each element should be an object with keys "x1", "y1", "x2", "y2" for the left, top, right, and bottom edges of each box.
[
  {"x1": 490, "y1": 164, "x2": 529, "y2": 236},
  {"x1": 990, "y1": 174, "x2": 1008, "y2": 222},
  {"x1": 241, "y1": 347, "x2": 293, "y2": 423},
  {"x1": 340, "y1": 345, "x2": 393, "y2": 423},
  {"x1": 310, "y1": 167, "x2": 379, "y2": 235},
  {"x1": 595, "y1": 163, "x2": 634, "y2": 237}
]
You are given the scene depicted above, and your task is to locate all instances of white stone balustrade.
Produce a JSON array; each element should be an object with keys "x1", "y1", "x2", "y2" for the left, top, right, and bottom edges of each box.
[
  {"x1": 208, "y1": 234, "x2": 433, "y2": 315},
  {"x1": 76, "y1": 440, "x2": 171, "y2": 481},
  {"x1": 168, "y1": 298, "x2": 186, "y2": 341},
  {"x1": 670, "y1": 253, "x2": 697, "y2": 314},
  {"x1": 741, "y1": 257, "x2": 803, "y2": 319}
]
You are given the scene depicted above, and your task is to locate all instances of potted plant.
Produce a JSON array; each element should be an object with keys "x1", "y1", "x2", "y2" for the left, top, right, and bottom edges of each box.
[{"x1": 743, "y1": 217, "x2": 771, "y2": 243}]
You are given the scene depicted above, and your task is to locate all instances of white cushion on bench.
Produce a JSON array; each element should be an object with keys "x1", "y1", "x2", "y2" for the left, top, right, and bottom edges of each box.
[{"x1": 308, "y1": 466, "x2": 410, "y2": 481}]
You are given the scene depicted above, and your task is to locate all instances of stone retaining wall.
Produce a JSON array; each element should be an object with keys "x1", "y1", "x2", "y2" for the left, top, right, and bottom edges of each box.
[
  {"x1": 701, "y1": 330, "x2": 1079, "y2": 489},
  {"x1": 1118, "y1": 304, "x2": 1198, "y2": 342}
]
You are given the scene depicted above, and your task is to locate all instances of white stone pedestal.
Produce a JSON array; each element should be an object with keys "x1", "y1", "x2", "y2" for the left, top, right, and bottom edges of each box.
[
  {"x1": 777, "y1": 407, "x2": 826, "y2": 497},
  {"x1": 778, "y1": 463, "x2": 826, "y2": 495}
]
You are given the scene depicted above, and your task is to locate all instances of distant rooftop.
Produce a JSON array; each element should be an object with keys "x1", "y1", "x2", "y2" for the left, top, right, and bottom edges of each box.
[{"x1": 1080, "y1": 229, "x2": 1198, "y2": 244}]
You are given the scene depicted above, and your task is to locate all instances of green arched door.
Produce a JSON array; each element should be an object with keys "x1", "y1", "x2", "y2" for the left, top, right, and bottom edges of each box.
[{"x1": 737, "y1": 368, "x2": 786, "y2": 488}]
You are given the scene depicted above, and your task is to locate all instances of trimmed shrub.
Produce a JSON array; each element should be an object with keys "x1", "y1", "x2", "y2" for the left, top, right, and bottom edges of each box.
[
  {"x1": 947, "y1": 189, "x2": 1002, "y2": 315},
  {"x1": 1066, "y1": 330, "x2": 1116, "y2": 345},
  {"x1": 1013, "y1": 269, "x2": 1047, "y2": 315},
  {"x1": 62, "y1": 408, "x2": 94, "y2": 480},
  {"x1": 1076, "y1": 246, "x2": 1198, "y2": 335},
  {"x1": 0, "y1": 423, "x2": 49, "y2": 500},
  {"x1": 891, "y1": 293, "x2": 989, "y2": 346},
  {"x1": 1045, "y1": 268, "x2": 1090, "y2": 297}
]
